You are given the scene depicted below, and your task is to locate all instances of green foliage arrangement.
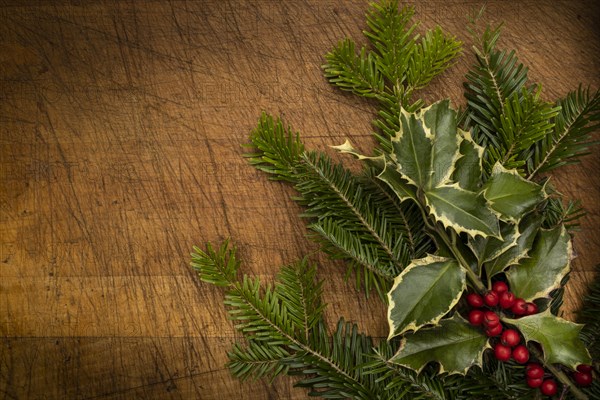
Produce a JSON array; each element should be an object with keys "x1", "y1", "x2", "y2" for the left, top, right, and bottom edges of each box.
[{"x1": 191, "y1": 2, "x2": 600, "y2": 399}]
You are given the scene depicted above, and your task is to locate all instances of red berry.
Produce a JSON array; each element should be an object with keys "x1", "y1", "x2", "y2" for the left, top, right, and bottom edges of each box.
[
  {"x1": 526, "y1": 363, "x2": 545, "y2": 379},
  {"x1": 540, "y1": 379, "x2": 558, "y2": 396},
  {"x1": 485, "y1": 323, "x2": 503, "y2": 337},
  {"x1": 573, "y1": 371, "x2": 593, "y2": 387},
  {"x1": 466, "y1": 293, "x2": 484, "y2": 308},
  {"x1": 512, "y1": 345, "x2": 529, "y2": 364},
  {"x1": 577, "y1": 364, "x2": 593, "y2": 373},
  {"x1": 492, "y1": 281, "x2": 509, "y2": 294},
  {"x1": 499, "y1": 291, "x2": 516, "y2": 309},
  {"x1": 500, "y1": 329, "x2": 521, "y2": 347},
  {"x1": 527, "y1": 377, "x2": 543, "y2": 388},
  {"x1": 468, "y1": 309, "x2": 484, "y2": 326},
  {"x1": 511, "y1": 298, "x2": 528, "y2": 315},
  {"x1": 484, "y1": 291, "x2": 499, "y2": 307},
  {"x1": 525, "y1": 302, "x2": 538, "y2": 315},
  {"x1": 483, "y1": 311, "x2": 500, "y2": 327},
  {"x1": 494, "y1": 343, "x2": 511, "y2": 361}
]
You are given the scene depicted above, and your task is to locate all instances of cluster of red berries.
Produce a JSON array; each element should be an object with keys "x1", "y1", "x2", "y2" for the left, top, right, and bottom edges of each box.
[
  {"x1": 525, "y1": 363, "x2": 557, "y2": 395},
  {"x1": 524, "y1": 362, "x2": 594, "y2": 396},
  {"x1": 466, "y1": 282, "x2": 534, "y2": 364},
  {"x1": 465, "y1": 281, "x2": 595, "y2": 397}
]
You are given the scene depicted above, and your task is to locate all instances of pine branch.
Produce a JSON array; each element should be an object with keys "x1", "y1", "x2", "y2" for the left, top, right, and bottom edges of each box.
[{"x1": 527, "y1": 86, "x2": 600, "y2": 178}]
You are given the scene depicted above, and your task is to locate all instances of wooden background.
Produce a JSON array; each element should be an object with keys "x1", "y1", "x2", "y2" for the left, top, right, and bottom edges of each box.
[{"x1": 1, "y1": 1, "x2": 598, "y2": 399}]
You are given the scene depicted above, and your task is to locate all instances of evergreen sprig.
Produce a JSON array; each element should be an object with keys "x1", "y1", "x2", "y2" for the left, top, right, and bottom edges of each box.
[
  {"x1": 191, "y1": 242, "x2": 386, "y2": 399},
  {"x1": 528, "y1": 86, "x2": 600, "y2": 177}
]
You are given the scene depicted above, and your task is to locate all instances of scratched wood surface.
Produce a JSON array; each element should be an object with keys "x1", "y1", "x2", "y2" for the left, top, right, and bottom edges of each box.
[{"x1": 1, "y1": 1, "x2": 598, "y2": 399}]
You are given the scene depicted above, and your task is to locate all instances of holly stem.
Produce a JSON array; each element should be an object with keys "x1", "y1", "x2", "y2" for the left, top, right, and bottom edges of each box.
[
  {"x1": 529, "y1": 347, "x2": 588, "y2": 400},
  {"x1": 433, "y1": 224, "x2": 487, "y2": 293}
]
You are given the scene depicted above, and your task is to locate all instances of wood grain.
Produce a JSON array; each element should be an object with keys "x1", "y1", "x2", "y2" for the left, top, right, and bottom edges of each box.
[{"x1": 1, "y1": 1, "x2": 598, "y2": 399}]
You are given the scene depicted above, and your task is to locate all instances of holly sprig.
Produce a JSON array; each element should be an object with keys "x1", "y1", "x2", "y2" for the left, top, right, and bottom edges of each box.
[{"x1": 192, "y1": 1, "x2": 600, "y2": 399}]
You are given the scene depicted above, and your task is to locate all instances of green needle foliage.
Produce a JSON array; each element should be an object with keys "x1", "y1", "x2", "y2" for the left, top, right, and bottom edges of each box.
[
  {"x1": 463, "y1": 17, "x2": 600, "y2": 179},
  {"x1": 192, "y1": 1, "x2": 600, "y2": 399}
]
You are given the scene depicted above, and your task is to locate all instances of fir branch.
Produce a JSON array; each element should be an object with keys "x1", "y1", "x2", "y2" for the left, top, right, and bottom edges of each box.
[
  {"x1": 364, "y1": 342, "x2": 455, "y2": 399},
  {"x1": 275, "y1": 259, "x2": 326, "y2": 343},
  {"x1": 245, "y1": 113, "x2": 416, "y2": 299},
  {"x1": 492, "y1": 87, "x2": 560, "y2": 171},
  {"x1": 323, "y1": 38, "x2": 388, "y2": 100},
  {"x1": 289, "y1": 320, "x2": 384, "y2": 399},
  {"x1": 300, "y1": 151, "x2": 407, "y2": 274},
  {"x1": 192, "y1": 241, "x2": 385, "y2": 399},
  {"x1": 406, "y1": 26, "x2": 462, "y2": 90},
  {"x1": 464, "y1": 24, "x2": 532, "y2": 154},
  {"x1": 243, "y1": 113, "x2": 304, "y2": 182},
  {"x1": 360, "y1": 168, "x2": 433, "y2": 259},
  {"x1": 527, "y1": 86, "x2": 600, "y2": 178},
  {"x1": 228, "y1": 340, "x2": 291, "y2": 382},
  {"x1": 542, "y1": 196, "x2": 585, "y2": 232},
  {"x1": 191, "y1": 239, "x2": 240, "y2": 287},
  {"x1": 308, "y1": 218, "x2": 396, "y2": 299},
  {"x1": 578, "y1": 264, "x2": 600, "y2": 360},
  {"x1": 363, "y1": 0, "x2": 417, "y2": 86}
]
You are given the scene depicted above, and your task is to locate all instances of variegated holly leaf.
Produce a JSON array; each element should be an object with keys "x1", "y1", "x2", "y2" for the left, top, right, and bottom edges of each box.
[
  {"x1": 468, "y1": 221, "x2": 519, "y2": 265},
  {"x1": 484, "y1": 214, "x2": 541, "y2": 279},
  {"x1": 387, "y1": 256, "x2": 466, "y2": 338},
  {"x1": 390, "y1": 315, "x2": 489, "y2": 375},
  {"x1": 503, "y1": 310, "x2": 591, "y2": 369},
  {"x1": 390, "y1": 100, "x2": 461, "y2": 190},
  {"x1": 453, "y1": 131, "x2": 484, "y2": 192},
  {"x1": 482, "y1": 163, "x2": 546, "y2": 222},
  {"x1": 425, "y1": 184, "x2": 501, "y2": 238},
  {"x1": 506, "y1": 226, "x2": 570, "y2": 301},
  {"x1": 331, "y1": 141, "x2": 417, "y2": 202},
  {"x1": 377, "y1": 162, "x2": 417, "y2": 202}
]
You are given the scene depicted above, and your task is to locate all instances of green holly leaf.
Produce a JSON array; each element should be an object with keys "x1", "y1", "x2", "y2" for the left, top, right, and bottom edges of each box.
[
  {"x1": 425, "y1": 184, "x2": 501, "y2": 238},
  {"x1": 504, "y1": 310, "x2": 591, "y2": 369},
  {"x1": 483, "y1": 214, "x2": 541, "y2": 279},
  {"x1": 387, "y1": 256, "x2": 466, "y2": 339},
  {"x1": 390, "y1": 315, "x2": 489, "y2": 375},
  {"x1": 453, "y1": 131, "x2": 484, "y2": 192},
  {"x1": 390, "y1": 100, "x2": 461, "y2": 190},
  {"x1": 506, "y1": 226, "x2": 571, "y2": 301},
  {"x1": 482, "y1": 163, "x2": 546, "y2": 222}
]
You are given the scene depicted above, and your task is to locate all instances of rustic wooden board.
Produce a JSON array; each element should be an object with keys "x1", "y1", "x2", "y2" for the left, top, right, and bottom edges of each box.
[{"x1": 1, "y1": 1, "x2": 598, "y2": 399}]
